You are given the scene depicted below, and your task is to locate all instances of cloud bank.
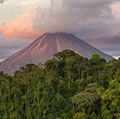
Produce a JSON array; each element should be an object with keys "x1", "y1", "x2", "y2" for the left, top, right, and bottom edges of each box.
[{"x1": 0, "y1": 0, "x2": 120, "y2": 39}]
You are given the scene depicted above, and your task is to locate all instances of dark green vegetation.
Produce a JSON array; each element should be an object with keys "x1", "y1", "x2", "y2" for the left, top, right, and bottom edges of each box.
[{"x1": 0, "y1": 50, "x2": 120, "y2": 119}]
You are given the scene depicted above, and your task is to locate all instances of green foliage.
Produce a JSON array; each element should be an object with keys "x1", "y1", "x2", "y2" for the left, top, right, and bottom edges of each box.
[
  {"x1": 72, "y1": 112, "x2": 88, "y2": 119},
  {"x1": 0, "y1": 50, "x2": 120, "y2": 119}
]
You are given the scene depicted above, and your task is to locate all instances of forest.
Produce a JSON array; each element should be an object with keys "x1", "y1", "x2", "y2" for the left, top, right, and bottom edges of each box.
[{"x1": 0, "y1": 50, "x2": 120, "y2": 119}]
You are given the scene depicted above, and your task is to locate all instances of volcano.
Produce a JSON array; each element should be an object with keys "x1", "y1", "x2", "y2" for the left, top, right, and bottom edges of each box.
[{"x1": 0, "y1": 32, "x2": 113, "y2": 74}]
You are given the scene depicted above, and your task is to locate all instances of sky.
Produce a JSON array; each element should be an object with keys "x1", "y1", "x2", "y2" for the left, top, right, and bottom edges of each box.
[{"x1": 0, "y1": 0, "x2": 120, "y2": 61}]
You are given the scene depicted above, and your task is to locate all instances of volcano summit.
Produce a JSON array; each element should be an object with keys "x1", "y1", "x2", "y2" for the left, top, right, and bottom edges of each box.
[{"x1": 0, "y1": 32, "x2": 113, "y2": 74}]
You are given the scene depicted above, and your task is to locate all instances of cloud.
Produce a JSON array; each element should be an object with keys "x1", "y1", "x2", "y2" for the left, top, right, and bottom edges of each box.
[
  {"x1": 0, "y1": 10, "x2": 42, "y2": 39},
  {"x1": 85, "y1": 35, "x2": 120, "y2": 58},
  {"x1": 0, "y1": 0, "x2": 50, "y2": 7},
  {"x1": 0, "y1": 34, "x2": 30, "y2": 61},
  {"x1": 0, "y1": 0, "x2": 5, "y2": 4},
  {"x1": 0, "y1": 0, "x2": 51, "y2": 24},
  {"x1": 0, "y1": 0, "x2": 120, "y2": 39},
  {"x1": 0, "y1": 0, "x2": 37, "y2": 5},
  {"x1": 111, "y1": 1, "x2": 120, "y2": 20}
]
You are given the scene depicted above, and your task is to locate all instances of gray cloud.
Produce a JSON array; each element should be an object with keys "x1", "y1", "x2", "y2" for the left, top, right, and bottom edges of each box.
[
  {"x1": 0, "y1": 0, "x2": 5, "y2": 4},
  {"x1": 84, "y1": 35, "x2": 120, "y2": 58},
  {"x1": 29, "y1": 0, "x2": 119, "y2": 41},
  {"x1": 0, "y1": 34, "x2": 30, "y2": 60}
]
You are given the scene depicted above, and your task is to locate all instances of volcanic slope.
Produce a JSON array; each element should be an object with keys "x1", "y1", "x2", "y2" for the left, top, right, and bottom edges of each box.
[{"x1": 0, "y1": 33, "x2": 113, "y2": 74}]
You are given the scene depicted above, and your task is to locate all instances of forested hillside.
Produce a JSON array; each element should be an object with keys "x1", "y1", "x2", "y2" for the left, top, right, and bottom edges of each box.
[{"x1": 0, "y1": 50, "x2": 120, "y2": 119}]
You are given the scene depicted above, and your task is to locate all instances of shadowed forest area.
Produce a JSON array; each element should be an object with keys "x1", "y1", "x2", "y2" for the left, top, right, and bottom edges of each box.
[{"x1": 0, "y1": 50, "x2": 120, "y2": 119}]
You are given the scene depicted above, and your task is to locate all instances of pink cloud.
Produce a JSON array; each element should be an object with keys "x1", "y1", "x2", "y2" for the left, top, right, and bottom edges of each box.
[
  {"x1": 111, "y1": 2, "x2": 120, "y2": 20},
  {"x1": 0, "y1": 8, "x2": 43, "y2": 39}
]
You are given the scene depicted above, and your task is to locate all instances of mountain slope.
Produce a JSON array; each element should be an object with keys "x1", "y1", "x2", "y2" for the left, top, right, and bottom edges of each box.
[{"x1": 0, "y1": 33, "x2": 113, "y2": 74}]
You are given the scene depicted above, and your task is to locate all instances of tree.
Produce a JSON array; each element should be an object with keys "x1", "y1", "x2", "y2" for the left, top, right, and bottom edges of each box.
[{"x1": 0, "y1": 50, "x2": 120, "y2": 119}]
